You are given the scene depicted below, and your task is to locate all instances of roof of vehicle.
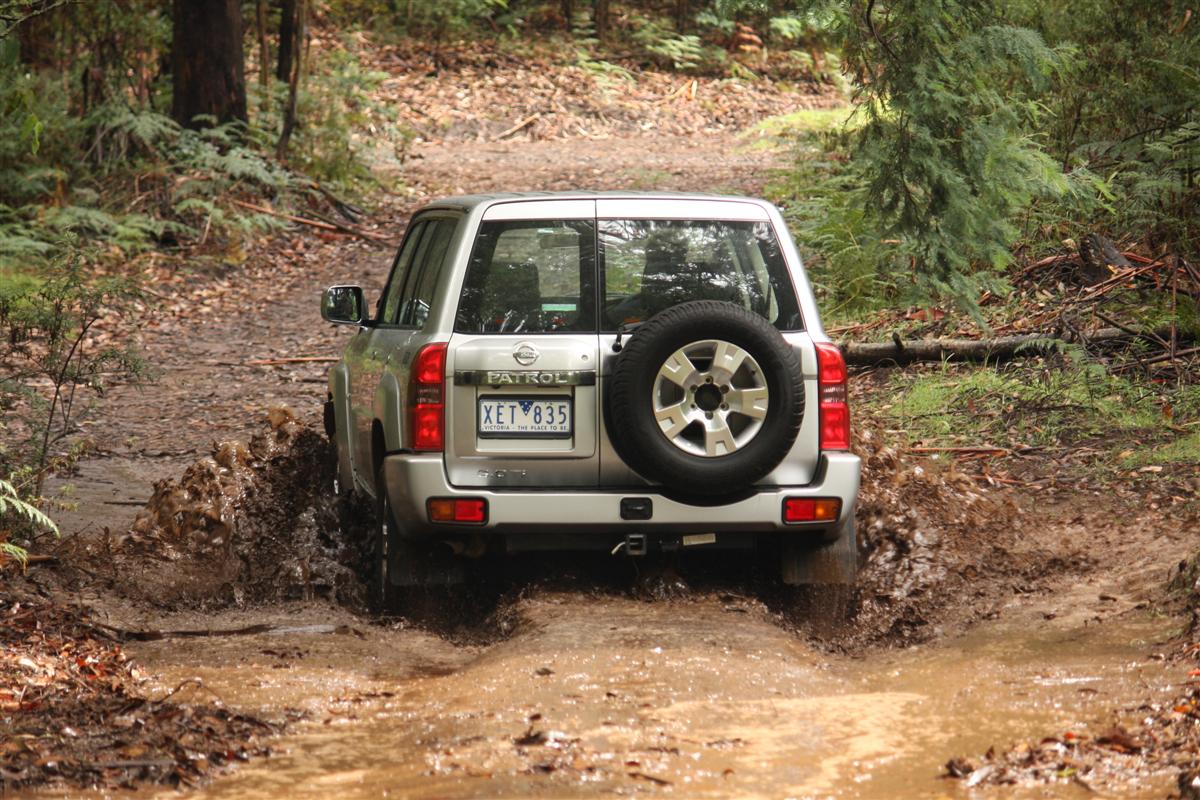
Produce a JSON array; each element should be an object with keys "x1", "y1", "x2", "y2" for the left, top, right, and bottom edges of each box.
[{"x1": 419, "y1": 190, "x2": 774, "y2": 214}]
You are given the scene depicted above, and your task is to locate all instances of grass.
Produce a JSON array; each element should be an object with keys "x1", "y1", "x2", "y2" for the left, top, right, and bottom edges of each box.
[
  {"x1": 743, "y1": 106, "x2": 854, "y2": 146},
  {"x1": 874, "y1": 359, "x2": 1169, "y2": 451},
  {"x1": 1121, "y1": 429, "x2": 1200, "y2": 468}
]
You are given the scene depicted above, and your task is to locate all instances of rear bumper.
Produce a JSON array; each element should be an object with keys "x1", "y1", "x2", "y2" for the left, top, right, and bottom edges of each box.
[{"x1": 382, "y1": 452, "x2": 860, "y2": 541}]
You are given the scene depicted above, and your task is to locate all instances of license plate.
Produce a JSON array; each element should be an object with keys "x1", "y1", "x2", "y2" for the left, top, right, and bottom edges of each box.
[{"x1": 478, "y1": 396, "x2": 572, "y2": 438}]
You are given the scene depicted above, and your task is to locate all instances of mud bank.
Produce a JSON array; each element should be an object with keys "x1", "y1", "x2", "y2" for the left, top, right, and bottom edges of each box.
[{"x1": 78, "y1": 409, "x2": 373, "y2": 612}]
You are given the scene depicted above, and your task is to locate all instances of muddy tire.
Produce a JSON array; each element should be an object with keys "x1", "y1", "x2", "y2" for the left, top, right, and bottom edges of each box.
[
  {"x1": 607, "y1": 300, "x2": 804, "y2": 496},
  {"x1": 372, "y1": 481, "x2": 401, "y2": 612},
  {"x1": 780, "y1": 516, "x2": 859, "y2": 588}
]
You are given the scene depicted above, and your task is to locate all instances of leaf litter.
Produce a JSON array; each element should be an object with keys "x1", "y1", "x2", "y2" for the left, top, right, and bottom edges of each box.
[{"x1": 0, "y1": 596, "x2": 275, "y2": 791}]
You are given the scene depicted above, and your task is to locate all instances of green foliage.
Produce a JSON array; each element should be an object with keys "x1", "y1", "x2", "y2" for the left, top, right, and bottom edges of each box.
[
  {"x1": 278, "y1": 44, "x2": 407, "y2": 191},
  {"x1": 0, "y1": 256, "x2": 145, "y2": 495},
  {"x1": 770, "y1": 0, "x2": 1200, "y2": 315},
  {"x1": 0, "y1": 55, "x2": 294, "y2": 270},
  {"x1": 841, "y1": 4, "x2": 1067, "y2": 313},
  {"x1": 630, "y1": 14, "x2": 713, "y2": 71},
  {"x1": 0, "y1": 477, "x2": 58, "y2": 569},
  {"x1": 765, "y1": 107, "x2": 916, "y2": 320}
]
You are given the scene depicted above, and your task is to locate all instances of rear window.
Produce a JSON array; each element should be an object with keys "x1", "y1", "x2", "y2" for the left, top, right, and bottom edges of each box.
[
  {"x1": 455, "y1": 219, "x2": 596, "y2": 334},
  {"x1": 600, "y1": 219, "x2": 801, "y2": 331}
]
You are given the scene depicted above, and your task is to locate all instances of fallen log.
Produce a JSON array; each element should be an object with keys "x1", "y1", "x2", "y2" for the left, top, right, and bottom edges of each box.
[{"x1": 840, "y1": 327, "x2": 1143, "y2": 366}]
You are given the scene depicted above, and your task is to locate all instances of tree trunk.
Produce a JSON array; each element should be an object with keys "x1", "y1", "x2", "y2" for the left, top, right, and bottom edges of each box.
[
  {"x1": 276, "y1": 0, "x2": 297, "y2": 82},
  {"x1": 674, "y1": 0, "x2": 689, "y2": 31},
  {"x1": 594, "y1": 0, "x2": 609, "y2": 40},
  {"x1": 256, "y1": 0, "x2": 270, "y2": 103},
  {"x1": 16, "y1": 4, "x2": 55, "y2": 68},
  {"x1": 171, "y1": 0, "x2": 247, "y2": 128},
  {"x1": 276, "y1": 0, "x2": 307, "y2": 159},
  {"x1": 561, "y1": 0, "x2": 573, "y2": 30}
]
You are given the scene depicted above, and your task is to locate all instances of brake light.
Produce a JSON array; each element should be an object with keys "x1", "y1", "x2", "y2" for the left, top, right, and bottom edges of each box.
[
  {"x1": 411, "y1": 343, "x2": 447, "y2": 452},
  {"x1": 815, "y1": 342, "x2": 850, "y2": 451}
]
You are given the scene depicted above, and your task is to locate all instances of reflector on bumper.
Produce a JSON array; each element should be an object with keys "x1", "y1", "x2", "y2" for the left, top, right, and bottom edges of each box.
[
  {"x1": 428, "y1": 497, "x2": 487, "y2": 524},
  {"x1": 783, "y1": 497, "x2": 841, "y2": 523}
]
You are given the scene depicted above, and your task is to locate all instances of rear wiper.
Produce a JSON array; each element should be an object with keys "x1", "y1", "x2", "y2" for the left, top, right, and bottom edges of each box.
[{"x1": 612, "y1": 320, "x2": 644, "y2": 353}]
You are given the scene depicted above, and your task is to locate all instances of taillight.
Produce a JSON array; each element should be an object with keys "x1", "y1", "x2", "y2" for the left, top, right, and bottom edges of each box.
[
  {"x1": 814, "y1": 342, "x2": 850, "y2": 451},
  {"x1": 411, "y1": 343, "x2": 447, "y2": 452}
]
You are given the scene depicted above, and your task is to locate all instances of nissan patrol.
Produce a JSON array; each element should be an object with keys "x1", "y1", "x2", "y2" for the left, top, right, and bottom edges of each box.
[{"x1": 321, "y1": 193, "x2": 860, "y2": 606}]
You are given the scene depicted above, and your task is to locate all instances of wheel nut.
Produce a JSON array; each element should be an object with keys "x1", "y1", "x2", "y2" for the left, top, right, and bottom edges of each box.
[
  {"x1": 705, "y1": 376, "x2": 713, "y2": 383},
  {"x1": 720, "y1": 385, "x2": 730, "y2": 393},
  {"x1": 705, "y1": 411, "x2": 713, "y2": 419},
  {"x1": 721, "y1": 403, "x2": 728, "y2": 410}
]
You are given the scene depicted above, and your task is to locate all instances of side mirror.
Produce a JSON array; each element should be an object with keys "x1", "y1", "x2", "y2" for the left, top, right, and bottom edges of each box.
[{"x1": 322, "y1": 285, "x2": 366, "y2": 326}]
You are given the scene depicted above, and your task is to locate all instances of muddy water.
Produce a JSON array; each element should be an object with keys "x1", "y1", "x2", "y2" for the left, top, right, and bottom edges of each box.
[{"x1": 128, "y1": 590, "x2": 1180, "y2": 800}]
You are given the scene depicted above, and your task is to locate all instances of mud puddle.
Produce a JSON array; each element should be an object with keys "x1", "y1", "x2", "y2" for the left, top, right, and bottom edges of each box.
[{"x1": 119, "y1": 588, "x2": 1180, "y2": 800}]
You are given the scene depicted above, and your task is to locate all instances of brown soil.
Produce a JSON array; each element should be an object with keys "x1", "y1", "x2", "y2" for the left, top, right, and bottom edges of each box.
[{"x1": 8, "y1": 50, "x2": 1199, "y2": 798}]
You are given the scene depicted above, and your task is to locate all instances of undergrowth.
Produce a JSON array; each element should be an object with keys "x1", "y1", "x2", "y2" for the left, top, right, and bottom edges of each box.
[{"x1": 868, "y1": 357, "x2": 1200, "y2": 474}]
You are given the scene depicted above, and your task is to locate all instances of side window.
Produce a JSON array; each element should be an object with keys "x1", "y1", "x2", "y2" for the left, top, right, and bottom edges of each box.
[
  {"x1": 398, "y1": 218, "x2": 457, "y2": 328},
  {"x1": 379, "y1": 221, "x2": 427, "y2": 324}
]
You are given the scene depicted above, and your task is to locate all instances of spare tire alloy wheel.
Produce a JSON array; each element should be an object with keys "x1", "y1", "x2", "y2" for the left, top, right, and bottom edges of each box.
[
  {"x1": 608, "y1": 301, "x2": 804, "y2": 496},
  {"x1": 654, "y1": 339, "x2": 769, "y2": 457}
]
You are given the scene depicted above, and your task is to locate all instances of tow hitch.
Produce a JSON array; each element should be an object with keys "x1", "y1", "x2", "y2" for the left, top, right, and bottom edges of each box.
[{"x1": 612, "y1": 533, "x2": 648, "y2": 556}]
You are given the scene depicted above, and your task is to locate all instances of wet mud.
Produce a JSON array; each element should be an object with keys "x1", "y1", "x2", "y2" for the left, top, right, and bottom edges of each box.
[
  {"x1": 67, "y1": 409, "x2": 374, "y2": 613},
  {"x1": 123, "y1": 589, "x2": 1182, "y2": 799}
]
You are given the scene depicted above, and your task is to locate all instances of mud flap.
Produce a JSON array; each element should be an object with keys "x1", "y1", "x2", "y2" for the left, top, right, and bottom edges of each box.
[{"x1": 780, "y1": 516, "x2": 858, "y2": 586}]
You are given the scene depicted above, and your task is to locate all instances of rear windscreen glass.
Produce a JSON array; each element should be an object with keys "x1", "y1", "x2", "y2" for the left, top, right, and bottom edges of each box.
[
  {"x1": 455, "y1": 219, "x2": 597, "y2": 334},
  {"x1": 600, "y1": 219, "x2": 802, "y2": 331}
]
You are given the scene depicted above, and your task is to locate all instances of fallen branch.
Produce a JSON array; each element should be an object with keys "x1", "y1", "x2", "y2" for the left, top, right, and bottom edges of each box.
[
  {"x1": 906, "y1": 446, "x2": 1010, "y2": 454},
  {"x1": 494, "y1": 113, "x2": 540, "y2": 140},
  {"x1": 841, "y1": 327, "x2": 1184, "y2": 366},
  {"x1": 245, "y1": 356, "x2": 340, "y2": 366},
  {"x1": 231, "y1": 199, "x2": 390, "y2": 242}
]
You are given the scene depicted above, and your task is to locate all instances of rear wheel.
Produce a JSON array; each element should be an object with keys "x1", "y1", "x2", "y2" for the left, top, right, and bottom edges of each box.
[
  {"x1": 371, "y1": 480, "x2": 401, "y2": 612},
  {"x1": 780, "y1": 516, "x2": 858, "y2": 586}
]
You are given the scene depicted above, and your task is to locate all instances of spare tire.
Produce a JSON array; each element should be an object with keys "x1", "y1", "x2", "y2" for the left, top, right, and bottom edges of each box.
[{"x1": 607, "y1": 300, "x2": 804, "y2": 495}]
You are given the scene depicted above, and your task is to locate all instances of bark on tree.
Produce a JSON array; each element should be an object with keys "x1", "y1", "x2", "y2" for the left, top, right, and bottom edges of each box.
[
  {"x1": 256, "y1": 0, "x2": 270, "y2": 103},
  {"x1": 594, "y1": 0, "x2": 609, "y2": 39},
  {"x1": 171, "y1": 0, "x2": 247, "y2": 128},
  {"x1": 16, "y1": 7, "x2": 53, "y2": 67},
  {"x1": 675, "y1": 0, "x2": 689, "y2": 31},
  {"x1": 277, "y1": 0, "x2": 297, "y2": 82},
  {"x1": 276, "y1": 0, "x2": 307, "y2": 159},
  {"x1": 561, "y1": 0, "x2": 573, "y2": 30}
]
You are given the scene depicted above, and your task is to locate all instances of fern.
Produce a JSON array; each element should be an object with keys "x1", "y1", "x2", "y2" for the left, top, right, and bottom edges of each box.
[
  {"x1": 0, "y1": 477, "x2": 58, "y2": 569},
  {"x1": 0, "y1": 479, "x2": 57, "y2": 534}
]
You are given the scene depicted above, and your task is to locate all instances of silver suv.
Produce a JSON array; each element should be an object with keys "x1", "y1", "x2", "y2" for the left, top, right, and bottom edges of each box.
[{"x1": 322, "y1": 193, "x2": 860, "y2": 605}]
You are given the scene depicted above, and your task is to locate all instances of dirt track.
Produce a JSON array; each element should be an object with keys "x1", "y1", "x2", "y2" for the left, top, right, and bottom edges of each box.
[{"x1": 27, "y1": 88, "x2": 1199, "y2": 797}]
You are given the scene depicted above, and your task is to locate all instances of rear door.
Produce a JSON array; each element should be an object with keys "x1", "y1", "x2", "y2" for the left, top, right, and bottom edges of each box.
[
  {"x1": 346, "y1": 213, "x2": 460, "y2": 493},
  {"x1": 594, "y1": 199, "x2": 820, "y2": 488},
  {"x1": 444, "y1": 199, "x2": 600, "y2": 488}
]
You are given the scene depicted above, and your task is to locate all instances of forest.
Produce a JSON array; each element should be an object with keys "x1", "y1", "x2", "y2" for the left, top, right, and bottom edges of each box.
[{"x1": 2, "y1": 0, "x2": 1200, "y2": 796}]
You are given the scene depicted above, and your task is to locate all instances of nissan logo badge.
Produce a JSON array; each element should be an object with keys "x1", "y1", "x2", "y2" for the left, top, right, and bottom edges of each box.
[{"x1": 512, "y1": 342, "x2": 539, "y2": 366}]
